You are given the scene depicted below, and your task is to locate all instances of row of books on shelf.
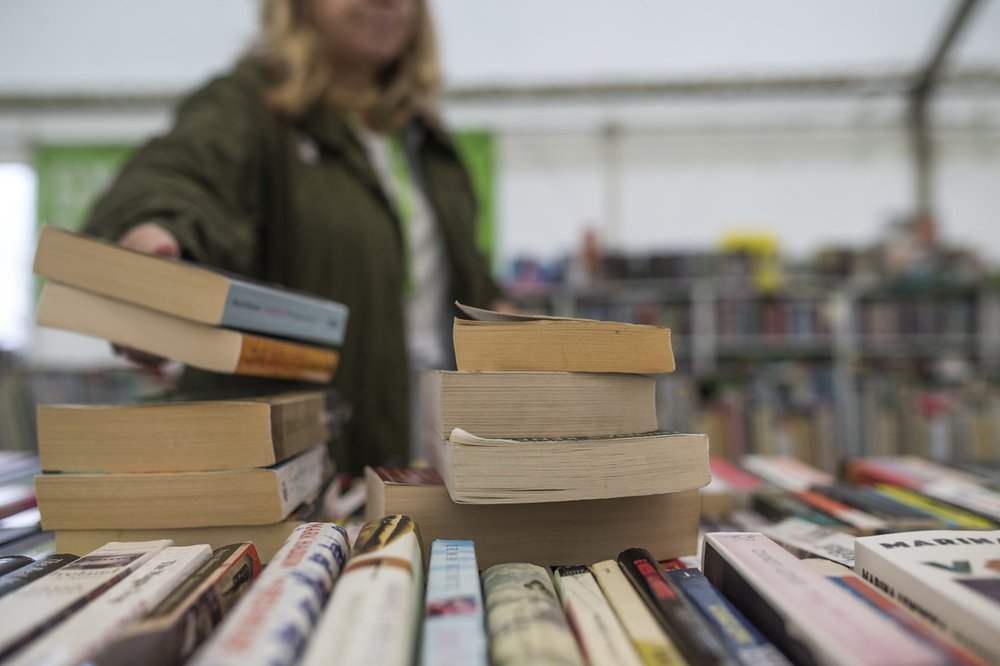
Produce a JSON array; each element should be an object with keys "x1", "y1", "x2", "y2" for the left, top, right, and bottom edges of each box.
[{"x1": 0, "y1": 515, "x2": 998, "y2": 665}]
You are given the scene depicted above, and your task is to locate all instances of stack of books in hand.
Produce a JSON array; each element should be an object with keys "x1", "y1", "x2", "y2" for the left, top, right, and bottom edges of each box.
[
  {"x1": 30, "y1": 227, "x2": 350, "y2": 562},
  {"x1": 367, "y1": 303, "x2": 711, "y2": 568}
]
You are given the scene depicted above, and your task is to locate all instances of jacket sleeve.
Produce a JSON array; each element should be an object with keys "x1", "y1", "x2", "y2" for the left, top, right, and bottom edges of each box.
[{"x1": 84, "y1": 69, "x2": 269, "y2": 276}]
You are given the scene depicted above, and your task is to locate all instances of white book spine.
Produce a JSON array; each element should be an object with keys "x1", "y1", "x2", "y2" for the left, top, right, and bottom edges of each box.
[
  {"x1": 482, "y1": 563, "x2": 584, "y2": 666},
  {"x1": 300, "y1": 515, "x2": 424, "y2": 666},
  {"x1": 275, "y1": 445, "x2": 328, "y2": 517},
  {"x1": 420, "y1": 540, "x2": 488, "y2": 666},
  {"x1": 553, "y1": 566, "x2": 643, "y2": 666},
  {"x1": 0, "y1": 540, "x2": 171, "y2": 660},
  {"x1": 8, "y1": 545, "x2": 211, "y2": 666},
  {"x1": 189, "y1": 522, "x2": 350, "y2": 666}
]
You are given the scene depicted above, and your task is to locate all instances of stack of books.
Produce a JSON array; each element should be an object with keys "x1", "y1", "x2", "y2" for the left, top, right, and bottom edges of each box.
[
  {"x1": 30, "y1": 227, "x2": 351, "y2": 562},
  {"x1": 368, "y1": 303, "x2": 710, "y2": 568}
]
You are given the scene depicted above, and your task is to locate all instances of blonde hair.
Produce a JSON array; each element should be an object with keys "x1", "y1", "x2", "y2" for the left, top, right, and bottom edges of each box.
[{"x1": 255, "y1": 0, "x2": 441, "y2": 130}]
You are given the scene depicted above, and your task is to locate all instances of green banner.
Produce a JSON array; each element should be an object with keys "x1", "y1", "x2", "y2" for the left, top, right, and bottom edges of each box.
[
  {"x1": 453, "y1": 130, "x2": 496, "y2": 270},
  {"x1": 35, "y1": 144, "x2": 133, "y2": 231}
]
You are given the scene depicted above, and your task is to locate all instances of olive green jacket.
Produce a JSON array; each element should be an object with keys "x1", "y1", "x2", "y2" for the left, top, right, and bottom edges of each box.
[{"x1": 84, "y1": 63, "x2": 501, "y2": 474}]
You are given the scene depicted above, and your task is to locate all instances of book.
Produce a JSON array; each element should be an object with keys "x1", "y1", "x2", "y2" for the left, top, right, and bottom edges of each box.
[
  {"x1": 700, "y1": 458, "x2": 762, "y2": 518},
  {"x1": 0, "y1": 485, "x2": 36, "y2": 520},
  {"x1": 870, "y1": 484, "x2": 997, "y2": 530},
  {"x1": 36, "y1": 444, "x2": 328, "y2": 529},
  {"x1": 189, "y1": 523, "x2": 350, "y2": 666},
  {"x1": 589, "y1": 560, "x2": 687, "y2": 666},
  {"x1": 428, "y1": 371, "x2": 657, "y2": 439},
  {"x1": 6, "y1": 544, "x2": 212, "y2": 666},
  {"x1": 701, "y1": 532, "x2": 947, "y2": 666},
  {"x1": 854, "y1": 530, "x2": 1000, "y2": 662},
  {"x1": 91, "y1": 542, "x2": 261, "y2": 666},
  {"x1": 33, "y1": 226, "x2": 349, "y2": 346},
  {"x1": 810, "y1": 484, "x2": 944, "y2": 532},
  {"x1": 365, "y1": 467, "x2": 699, "y2": 568},
  {"x1": 802, "y1": 558, "x2": 983, "y2": 666},
  {"x1": 37, "y1": 390, "x2": 336, "y2": 473},
  {"x1": 433, "y1": 429, "x2": 709, "y2": 504},
  {"x1": 482, "y1": 562, "x2": 585, "y2": 666},
  {"x1": 54, "y1": 472, "x2": 335, "y2": 563},
  {"x1": 791, "y1": 490, "x2": 888, "y2": 534},
  {"x1": 36, "y1": 282, "x2": 339, "y2": 383},
  {"x1": 300, "y1": 515, "x2": 423, "y2": 666},
  {"x1": 420, "y1": 540, "x2": 488, "y2": 666},
  {"x1": 0, "y1": 554, "x2": 77, "y2": 598},
  {"x1": 0, "y1": 555, "x2": 32, "y2": 577},
  {"x1": 761, "y1": 517, "x2": 856, "y2": 568},
  {"x1": 453, "y1": 303, "x2": 675, "y2": 374},
  {"x1": 618, "y1": 548, "x2": 734, "y2": 666},
  {"x1": 553, "y1": 564, "x2": 644, "y2": 666},
  {"x1": 740, "y1": 455, "x2": 836, "y2": 492},
  {"x1": 0, "y1": 539, "x2": 171, "y2": 660},
  {"x1": 665, "y1": 568, "x2": 790, "y2": 666}
]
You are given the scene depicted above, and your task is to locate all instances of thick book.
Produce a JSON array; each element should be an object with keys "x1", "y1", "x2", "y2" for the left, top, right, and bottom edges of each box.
[
  {"x1": 300, "y1": 515, "x2": 423, "y2": 666},
  {"x1": 589, "y1": 560, "x2": 687, "y2": 666},
  {"x1": 37, "y1": 390, "x2": 336, "y2": 473},
  {"x1": 7, "y1": 545, "x2": 212, "y2": 666},
  {"x1": 553, "y1": 565, "x2": 644, "y2": 666},
  {"x1": 36, "y1": 444, "x2": 328, "y2": 529},
  {"x1": 427, "y1": 370, "x2": 657, "y2": 439},
  {"x1": 189, "y1": 523, "x2": 350, "y2": 666},
  {"x1": 701, "y1": 532, "x2": 946, "y2": 666},
  {"x1": 420, "y1": 540, "x2": 488, "y2": 666},
  {"x1": 92, "y1": 542, "x2": 261, "y2": 666},
  {"x1": 37, "y1": 282, "x2": 339, "y2": 383},
  {"x1": 618, "y1": 548, "x2": 735, "y2": 666},
  {"x1": 0, "y1": 553, "x2": 77, "y2": 598},
  {"x1": 854, "y1": 530, "x2": 1000, "y2": 663},
  {"x1": 453, "y1": 303, "x2": 675, "y2": 374},
  {"x1": 482, "y1": 563, "x2": 585, "y2": 666},
  {"x1": 803, "y1": 558, "x2": 983, "y2": 666},
  {"x1": 666, "y1": 568, "x2": 790, "y2": 666},
  {"x1": 0, "y1": 539, "x2": 171, "y2": 660},
  {"x1": 433, "y1": 429, "x2": 709, "y2": 504},
  {"x1": 33, "y1": 226, "x2": 349, "y2": 346},
  {"x1": 366, "y1": 467, "x2": 699, "y2": 569}
]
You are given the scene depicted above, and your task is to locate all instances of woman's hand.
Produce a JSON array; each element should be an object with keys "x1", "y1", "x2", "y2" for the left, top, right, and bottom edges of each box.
[{"x1": 113, "y1": 222, "x2": 181, "y2": 374}]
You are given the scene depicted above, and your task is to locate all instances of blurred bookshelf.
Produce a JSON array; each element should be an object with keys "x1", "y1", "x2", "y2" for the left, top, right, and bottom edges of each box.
[{"x1": 505, "y1": 226, "x2": 1000, "y2": 470}]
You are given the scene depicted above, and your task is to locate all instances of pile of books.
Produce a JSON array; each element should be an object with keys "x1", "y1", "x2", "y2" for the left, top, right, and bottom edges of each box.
[
  {"x1": 369, "y1": 303, "x2": 711, "y2": 568},
  {"x1": 30, "y1": 227, "x2": 351, "y2": 562}
]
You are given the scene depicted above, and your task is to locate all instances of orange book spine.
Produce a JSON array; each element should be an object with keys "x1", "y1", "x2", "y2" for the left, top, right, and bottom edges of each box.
[{"x1": 236, "y1": 335, "x2": 338, "y2": 383}]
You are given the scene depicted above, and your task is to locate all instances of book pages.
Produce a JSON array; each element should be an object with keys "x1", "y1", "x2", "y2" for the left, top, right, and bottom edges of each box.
[
  {"x1": 7, "y1": 545, "x2": 211, "y2": 666},
  {"x1": 482, "y1": 563, "x2": 584, "y2": 666},
  {"x1": 553, "y1": 565, "x2": 643, "y2": 666},
  {"x1": 420, "y1": 540, "x2": 488, "y2": 666},
  {"x1": 300, "y1": 515, "x2": 424, "y2": 666},
  {"x1": 189, "y1": 523, "x2": 350, "y2": 666}
]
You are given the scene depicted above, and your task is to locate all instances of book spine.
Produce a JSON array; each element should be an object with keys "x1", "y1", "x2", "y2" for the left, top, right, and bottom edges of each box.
[
  {"x1": 701, "y1": 533, "x2": 943, "y2": 666},
  {"x1": 6, "y1": 545, "x2": 211, "y2": 666},
  {"x1": 0, "y1": 555, "x2": 33, "y2": 577},
  {"x1": 617, "y1": 548, "x2": 733, "y2": 666},
  {"x1": 235, "y1": 334, "x2": 339, "y2": 384},
  {"x1": 793, "y1": 491, "x2": 888, "y2": 533},
  {"x1": 553, "y1": 565, "x2": 644, "y2": 666},
  {"x1": 481, "y1": 562, "x2": 584, "y2": 666},
  {"x1": 589, "y1": 560, "x2": 687, "y2": 666},
  {"x1": 0, "y1": 554, "x2": 77, "y2": 599},
  {"x1": 274, "y1": 445, "x2": 329, "y2": 518},
  {"x1": 300, "y1": 515, "x2": 423, "y2": 666},
  {"x1": 666, "y1": 569, "x2": 790, "y2": 666},
  {"x1": 420, "y1": 540, "x2": 488, "y2": 666},
  {"x1": 222, "y1": 279, "x2": 349, "y2": 347},
  {"x1": 872, "y1": 485, "x2": 996, "y2": 530},
  {"x1": 189, "y1": 523, "x2": 349, "y2": 666},
  {"x1": 92, "y1": 543, "x2": 261, "y2": 666},
  {"x1": 0, "y1": 540, "x2": 171, "y2": 660}
]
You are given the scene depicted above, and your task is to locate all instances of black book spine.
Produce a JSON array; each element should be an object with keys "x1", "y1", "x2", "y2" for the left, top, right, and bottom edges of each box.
[
  {"x1": 617, "y1": 548, "x2": 735, "y2": 666},
  {"x1": 0, "y1": 555, "x2": 33, "y2": 577},
  {"x1": 0, "y1": 554, "x2": 77, "y2": 598}
]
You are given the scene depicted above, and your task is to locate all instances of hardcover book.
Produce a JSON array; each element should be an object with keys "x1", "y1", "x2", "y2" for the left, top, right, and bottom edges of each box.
[
  {"x1": 33, "y1": 226, "x2": 349, "y2": 346},
  {"x1": 37, "y1": 282, "x2": 339, "y2": 383},
  {"x1": 854, "y1": 529, "x2": 1000, "y2": 663},
  {"x1": 433, "y1": 429, "x2": 709, "y2": 504},
  {"x1": 300, "y1": 515, "x2": 423, "y2": 666},
  {"x1": 189, "y1": 523, "x2": 350, "y2": 666},
  {"x1": 36, "y1": 445, "x2": 328, "y2": 529},
  {"x1": 37, "y1": 391, "x2": 337, "y2": 473},
  {"x1": 365, "y1": 467, "x2": 699, "y2": 568},
  {"x1": 453, "y1": 303, "x2": 675, "y2": 374}
]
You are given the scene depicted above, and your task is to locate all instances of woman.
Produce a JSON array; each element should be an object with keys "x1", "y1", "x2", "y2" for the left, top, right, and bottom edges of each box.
[{"x1": 84, "y1": 0, "x2": 503, "y2": 473}]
